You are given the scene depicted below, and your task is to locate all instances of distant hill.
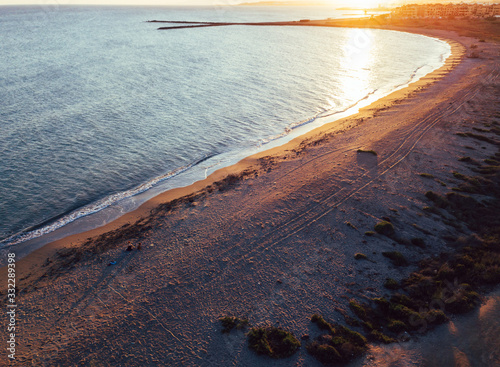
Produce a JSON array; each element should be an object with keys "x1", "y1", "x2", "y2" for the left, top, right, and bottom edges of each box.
[{"x1": 239, "y1": 1, "x2": 333, "y2": 6}]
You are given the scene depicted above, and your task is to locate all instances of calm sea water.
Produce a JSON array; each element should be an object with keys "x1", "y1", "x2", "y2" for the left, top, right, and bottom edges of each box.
[{"x1": 0, "y1": 6, "x2": 450, "y2": 248}]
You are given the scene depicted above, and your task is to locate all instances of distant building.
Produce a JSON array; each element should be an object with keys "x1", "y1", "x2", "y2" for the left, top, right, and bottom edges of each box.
[{"x1": 392, "y1": 3, "x2": 500, "y2": 19}]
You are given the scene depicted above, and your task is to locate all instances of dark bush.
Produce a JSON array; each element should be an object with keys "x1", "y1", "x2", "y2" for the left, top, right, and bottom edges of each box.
[
  {"x1": 384, "y1": 278, "x2": 400, "y2": 290},
  {"x1": 374, "y1": 221, "x2": 395, "y2": 236},
  {"x1": 382, "y1": 251, "x2": 408, "y2": 266},
  {"x1": 247, "y1": 326, "x2": 300, "y2": 358}
]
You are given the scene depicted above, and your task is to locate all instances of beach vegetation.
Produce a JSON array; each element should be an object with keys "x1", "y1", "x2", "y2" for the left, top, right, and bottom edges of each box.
[
  {"x1": 422, "y1": 206, "x2": 439, "y2": 214},
  {"x1": 219, "y1": 316, "x2": 249, "y2": 333},
  {"x1": 419, "y1": 173, "x2": 434, "y2": 179},
  {"x1": 472, "y1": 127, "x2": 490, "y2": 133},
  {"x1": 306, "y1": 342, "x2": 343, "y2": 364},
  {"x1": 410, "y1": 237, "x2": 426, "y2": 248},
  {"x1": 361, "y1": 321, "x2": 374, "y2": 331},
  {"x1": 374, "y1": 221, "x2": 395, "y2": 236},
  {"x1": 247, "y1": 326, "x2": 300, "y2": 358},
  {"x1": 390, "y1": 293, "x2": 418, "y2": 309},
  {"x1": 453, "y1": 171, "x2": 467, "y2": 180},
  {"x1": 349, "y1": 300, "x2": 367, "y2": 320},
  {"x1": 369, "y1": 330, "x2": 396, "y2": 344},
  {"x1": 387, "y1": 319, "x2": 407, "y2": 333},
  {"x1": 338, "y1": 325, "x2": 367, "y2": 346},
  {"x1": 412, "y1": 223, "x2": 432, "y2": 236},
  {"x1": 484, "y1": 158, "x2": 500, "y2": 165},
  {"x1": 436, "y1": 263, "x2": 454, "y2": 280},
  {"x1": 457, "y1": 132, "x2": 499, "y2": 145},
  {"x1": 425, "y1": 309, "x2": 448, "y2": 325},
  {"x1": 308, "y1": 316, "x2": 368, "y2": 365},
  {"x1": 425, "y1": 191, "x2": 449, "y2": 208},
  {"x1": 304, "y1": 97, "x2": 500, "y2": 363},
  {"x1": 445, "y1": 289, "x2": 480, "y2": 314},
  {"x1": 382, "y1": 251, "x2": 408, "y2": 266},
  {"x1": 372, "y1": 297, "x2": 391, "y2": 312},
  {"x1": 311, "y1": 314, "x2": 335, "y2": 334},
  {"x1": 384, "y1": 278, "x2": 400, "y2": 290},
  {"x1": 354, "y1": 253, "x2": 368, "y2": 260}
]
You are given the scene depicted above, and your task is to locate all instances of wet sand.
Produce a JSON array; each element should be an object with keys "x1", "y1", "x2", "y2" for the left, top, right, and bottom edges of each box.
[{"x1": 1, "y1": 21, "x2": 499, "y2": 366}]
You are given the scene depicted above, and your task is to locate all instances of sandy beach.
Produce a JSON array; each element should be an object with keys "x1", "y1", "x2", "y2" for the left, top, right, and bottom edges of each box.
[{"x1": 1, "y1": 19, "x2": 499, "y2": 366}]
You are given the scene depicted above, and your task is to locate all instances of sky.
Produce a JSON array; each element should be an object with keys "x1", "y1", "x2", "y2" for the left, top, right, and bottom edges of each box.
[
  {"x1": 0, "y1": 0, "x2": 496, "y2": 7},
  {"x1": 0, "y1": 0, "x2": 391, "y2": 7}
]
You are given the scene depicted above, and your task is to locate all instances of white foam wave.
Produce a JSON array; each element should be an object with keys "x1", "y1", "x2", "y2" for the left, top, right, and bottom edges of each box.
[{"x1": 0, "y1": 158, "x2": 208, "y2": 248}]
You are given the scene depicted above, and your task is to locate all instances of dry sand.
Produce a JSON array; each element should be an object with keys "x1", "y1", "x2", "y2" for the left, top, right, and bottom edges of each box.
[{"x1": 1, "y1": 24, "x2": 499, "y2": 366}]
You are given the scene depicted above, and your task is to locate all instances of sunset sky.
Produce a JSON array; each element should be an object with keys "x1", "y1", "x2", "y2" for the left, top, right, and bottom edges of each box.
[
  {"x1": 0, "y1": 0, "x2": 418, "y2": 7},
  {"x1": 0, "y1": 0, "x2": 496, "y2": 6}
]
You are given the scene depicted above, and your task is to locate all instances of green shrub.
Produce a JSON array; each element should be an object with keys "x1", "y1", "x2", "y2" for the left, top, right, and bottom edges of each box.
[
  {"x1": 219, "y1": 316, "x2": 249, "y2": 333},
  {"x1": 387, "y1": 319, "x2": 407, "y2": 332},
  {"x1": 307, "y1": 319, "x2": 368, "y2": 365},
  {"x1": 354, "y1": 253, "x2": 368, "y2": 260},
  {"x1": 349, "y1": 300, "x2": 367, "y2": 320},
  {"x1": 374, "y1": 221, "x2": 395, "y2": 236},
  {"x1": 453, "y1": 171, "x2": 467, "y2": 180},
  {"x1": 390, "y1": 294, "x2": 418, "y2": 309},
  {"x1": 373, "y1": 297, "x2": 391, "y2": 313},
  {"x1": 445, "y1": 290, "x2": 480, "y2": 314},
  {"x1": 404, "y1": 274, "x2": 438, "y2": 298},
  {"x1": 436, "y1": 263, "x2": 454, "y2": 280},
  {"x1": 382, "y1": 251, "x2": 408, "y2": 266},
  {"x1": 306, "y1": 342, "x2": 342, "y2": 364},
  {"x1": 425, "y1": 191, "x2": 449, "y2": 208},
  {"x1": 247, "y1": 326, "x2": 300, "y2": 358},
  {"x1": 390, "y1": 304, "x2": 420, "y2": 321},
  {"x1": 425, "y1": 309, "x2": 448, "y2": 325},
  {"x1": 370, "y1": 330, "x2": 396, "y2": 344},
  {"x1": 311, "y1": 314, "x2": 335, "y2": 334},
  {"x1": 419, "y1": 173, "x2": 434, "y2": 179},
  {"x1": 339, "y1": 325, "x2": 367, "y2": 346},
  {"x1": 384, "y1": 278, "x2": 400, "y2": 290},
  {"x1": 411, "y1": 238, "x2": 426, "y2": 248}
]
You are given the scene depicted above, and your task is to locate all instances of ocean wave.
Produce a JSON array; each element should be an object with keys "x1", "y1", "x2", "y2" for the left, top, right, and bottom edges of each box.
[
  {"x1": 0, "y1": 154, "x2": 217, "y2": 248},
  {"x1": 257, "y1": 88, "x2": 379, "y2": 146}
]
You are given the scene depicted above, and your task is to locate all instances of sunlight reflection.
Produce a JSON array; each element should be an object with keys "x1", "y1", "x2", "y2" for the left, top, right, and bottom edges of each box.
[
  {"x1": 333, "y1": 29, "x2": 375, "y2": 108},
  {"x1": 344, "y1": 28, "x2": 374, "y2": 69}
]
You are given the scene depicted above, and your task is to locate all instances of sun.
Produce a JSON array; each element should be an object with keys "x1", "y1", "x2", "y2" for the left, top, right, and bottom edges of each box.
[{"x1": 345, "y1": 0, "x2": 381, "y2": 9}]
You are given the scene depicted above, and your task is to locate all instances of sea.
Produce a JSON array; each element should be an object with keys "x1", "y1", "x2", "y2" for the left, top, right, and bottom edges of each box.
[{"x1": 0, "y1": 5, "x2": 451, "y2": 251}]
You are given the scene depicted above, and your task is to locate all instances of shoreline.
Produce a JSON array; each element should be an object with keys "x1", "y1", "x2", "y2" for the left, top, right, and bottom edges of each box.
[
  {"x1": 3, "y1": 26, "x2": 463, "y2": 277},
  {"x1": 0, "y1": 21, "x2": 452, "y2": 259},
  {"x1": 2, "y1": 18, "x2": 499, "y2": 366}
]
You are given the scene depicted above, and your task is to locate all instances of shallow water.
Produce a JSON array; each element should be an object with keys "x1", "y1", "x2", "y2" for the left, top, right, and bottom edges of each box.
[{"x1": 0, "y1": 5, "x2": 450, "y2": 248}]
